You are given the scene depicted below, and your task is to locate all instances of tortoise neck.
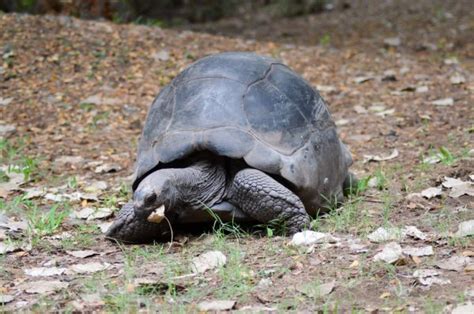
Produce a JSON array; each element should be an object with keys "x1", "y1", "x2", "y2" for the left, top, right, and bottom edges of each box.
[{"x1": 171, "y1": 159, "x2": 227, "y2": 210}]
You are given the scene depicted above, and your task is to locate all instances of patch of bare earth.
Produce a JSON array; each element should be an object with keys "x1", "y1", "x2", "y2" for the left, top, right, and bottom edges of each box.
[{"x1": 0, "y1": 2, "x2": 472, "y2": 311}]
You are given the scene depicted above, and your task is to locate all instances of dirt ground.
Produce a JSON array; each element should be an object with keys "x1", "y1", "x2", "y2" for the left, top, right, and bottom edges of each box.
[{"x1": 0, "y1": 0, "x2": 473, "y2": 312}]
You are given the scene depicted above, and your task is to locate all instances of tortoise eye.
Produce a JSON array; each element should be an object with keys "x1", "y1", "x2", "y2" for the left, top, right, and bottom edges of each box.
[{"x1": 144, "y1": 193, "x2": 157, "y2": 206}]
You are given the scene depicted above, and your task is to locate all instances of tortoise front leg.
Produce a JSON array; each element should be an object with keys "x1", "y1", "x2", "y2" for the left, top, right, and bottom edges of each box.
[
  {"x1": 105, "y1": 201, "x2": 172, "y2": 243},
  {"x1": 229, "y1": 169, "x2": 310, "y2": 234}
]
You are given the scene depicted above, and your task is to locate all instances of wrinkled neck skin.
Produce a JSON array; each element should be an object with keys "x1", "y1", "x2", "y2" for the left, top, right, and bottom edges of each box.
[
  {"x1": 134, "y1": 159, "x2": 227, "y2": 216},
  {"x1": 172, "y1": 159, "x2": 227, "y2": 210}
]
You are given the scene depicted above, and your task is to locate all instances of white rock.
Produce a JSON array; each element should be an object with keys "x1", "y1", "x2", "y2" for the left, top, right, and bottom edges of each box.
[
  {"x1": 416, "y1": 86, "x2": 429, "y2": 93},
  {"x1": 71, "y1": 262, "x2": 110, "y2": 274},
  {"x1": 22, "y1": 280, "x2": 69, "y2": 294},
  {"x1": 436, "y1": 255, "x2": 471, "y2": 272},
  {"x1": 66, "y1": 250, "x2": 98, "y2": 258},
  {"x1": 449, "y1": 182, "x2": 474, "y2": 198},
  {"x1": 450, "y1": 73, "x2": 466, "y2": 85},
  {"x1": 454, "y1": 220, "x2": 474, "y2": 237},
  {"x1": 403, "y1": 226, "x2": 427, "y2": 240},
  {"x1": 54, "y1": 156, "x2": 84, "y2": 167},
  {"x1": 197, "y1": 300, "x2": 235, "y2": 311},
  {"x1": 442, "y1": 177, "x2": 465, "y2": 188},
  {"x1": 0, "y1": 97, "x2": 13, "y2": 106},
  {"x1": 191, "y1": 250, "x2": 227, "y2": 274},
  {"x1": 87, "y1": 208, "x2": 113, "y2": 220},
  {"x1": 0, "y1": 294, "x2": 14, "y2": 304},
  {"x1": 153, "y1": 50, "x2": 170, "y2": 61},
  {"x1": 452, "y1": 302, "x2": 474, "y2": 314},
  {"x1": 24, "y1": 267, "x2": 67, "y2": 277},
  {"x1": 0, "y1": 242, "x2": 17, "y2": 255},
  {"x1": 354, "y1": 76, "x2": 373, "y2": 84},
  {"x1": 0, "y1": 124, "x2": 16, "y2": 139},
  {"x1": 373, "y1": 242, "x2": 402, "y2": 263},
  {"x1": 94, "y1": 163, "x2": 121, "y2": 173},
  {"x1": 431, "y1": 98, "x2": 454, "y2": 106},
  {"x1": 402, "y1": 246, "x2": 433, "y2": 257},
  {"x1": 383, "y1": 37, "x2": 401, "y2": 47},
  {"x1": 368, "y1": 227, "x2": 402, "y2": 243},
  {"x1": 413, "y1": 269, "x2": 451, "y2": 286},
  {"x1": 363, "y1": 149, "x2": 399, "y2": 163},
  {"x1": 81, "y1": 94, "x2": 121, "y2": 106},
  {"x1": 420, "y1": 187, "x2": 442, "y2": 199},
  {"x1": 289, "y1": 230, "x2": 336, "y2": 246}
]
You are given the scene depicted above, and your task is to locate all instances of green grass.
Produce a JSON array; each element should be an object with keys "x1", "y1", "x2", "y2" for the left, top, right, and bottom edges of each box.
[{"x1": 27, "y1": 203, "x2": 69, "y2": 237}]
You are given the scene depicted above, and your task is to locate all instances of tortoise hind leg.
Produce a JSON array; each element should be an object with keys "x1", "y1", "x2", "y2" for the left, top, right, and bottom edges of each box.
[{"x1": 229, "y1": 169, "x2": 310, "y2": 234}]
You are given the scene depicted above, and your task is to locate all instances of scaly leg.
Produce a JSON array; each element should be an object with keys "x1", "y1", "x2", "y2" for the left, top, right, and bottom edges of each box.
[{"x1": 230, "y1": 169, "x2": 310, "y2": 234}]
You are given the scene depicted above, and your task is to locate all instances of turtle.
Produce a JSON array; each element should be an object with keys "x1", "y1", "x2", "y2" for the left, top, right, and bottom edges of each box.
[{"x1": 106, "y1": 52, "x2": 354, "y2": 243}]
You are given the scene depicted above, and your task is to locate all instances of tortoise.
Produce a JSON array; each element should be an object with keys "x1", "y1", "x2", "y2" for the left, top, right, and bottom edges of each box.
[{"x1": 106, "y1": 52, "x2": 354, "y2": 243}]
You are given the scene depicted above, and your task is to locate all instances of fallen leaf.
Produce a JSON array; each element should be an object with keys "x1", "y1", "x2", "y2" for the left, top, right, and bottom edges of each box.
[
  {"x1": 383, "y1": 37, "x2": 401, "y2": 47},
  {"x1": 402, "y1": 246, "x2": 434, "y2": 257},
  {"x1": 0, "y1": 214, "x2": 27, "y2": 232},
  {"x1": 316, "y1": 85, "x2": 337, "y2": 93},
  {"x1": 23, "y1": 187, "x2": 47, "y2": 199},
  {"x1": 450, "y1": 73, "x2": 466, "y2": 85},
  {"x1": 415, "y1": 86, "x2": 429, "y2": 94},
  {"x1": 375, "y1": 108, "x2": 395, "y2": 117},
  {"x1": 449, "y1": 182, "x2": 474, "y2": 198},
  {"x1": 442, "y1": 177, "x2": 465, "y2": 188},
  {"x1": 349, "y1": 260, "x2": 359, "y2": 268},
  {"x1": 368, "y1": 227, "x2": 402, "y2": 243},
  {"x1": 66, "y1": 250, "x2": 98, "y2": 258},
  {"x1": 289, "y1": 231, "x2": 337, "y2": 246},
  {"x1": 435, "y1": 256, "x2": 471, "y2": 272},
  {"x1": 191, "y1": 250, "x2": 226, "y2": 274},
  {"x1": 0, "y1": 124, "x2": 16, "y2": 139},
  {"x1": 22, "y1": 280, "x2": 69, "y2": 294},
  {"x1": 335, "y1": 118, "x2": 350, "y2": 126},
  {"x1": 364, "y1": 149, "x2": 399, "y2": 162},
  {"x1": 0, "y1": 242, "x2": 17, "y2": 255},
  {"x1": 74, "y1": 207, "x2": 113, "y2": 220},
  {"x1": 81, "y1": 94, "x2": 121, "y2": 106},
  {"x1": 354, "y1": 76, "x2": 373, "y2": 84},
  {"x1": 464, "y1": 264, "x2": 474, "y2": 272},
  {"x1": 153, "y1": 50, "x2": 170, "y2": 61},
  {"x1": 0, "y1": 294, "x2": 14, "y2": 304},
  {"x1": 94, "y1": 163, "x2": 121, "y2": 174},
  {"x1": 98, "y1": 221, "x2": 113, "y2": 234},
  {"x1": 0, "y1": 97, "x2": 13, "y2": 106},
  {"x1": 87, "y1": 208, "x2": 114, "y2": 220},
  {"x1": 0, "y1": 166, "x2": 25, "y2": 197},
  {"x1": 74, "y1": 207, "x2": 95, "y2": 219},
  {"x1": 353, "y1": 105, "x2": 367, "y2": 114},
  {"x1": 431, "y1": 98, "x2": 454, "y2": 106},
  {"x1": 379, "y1": 292, "x2": 391, "y2": 299},
  {"x1": 24, "y1": 267, "x2": 67, "y2": 277},
  {"x1": 413, "y1": 269, "x2": 451, "y2": 287},
  {"x1": 420, "y1": 187, "x2": 442, "y2": 199},
  {"x1": 373, "y1": 242, "x2": 402, "y2": 264},
  {"x1": 444, "y1": 57, "x2": 458, "y2": 65},
  {"x1": 403, "y1": 226, "x2": 427, "y2": 240},
  {"x1": 454, "y1": 220, "x2": 474, "y2": 237},
  {"x1": 53, "y1": 156, "x2": 84, "y2": 168},
  {"x1": 71, "y1": 262, "x2": 110, "y2": 274},
  {"x1": 452, "y1": 303, "x2": 474, "y2": 314},
  {"x1": 197, "y1": 300, "x2": 236, "y2": 311},
  {"x1": 296, "y1": 280, "x2": 336, "y2": 298},
  {"x1": 83, "y1": 181, "x2": 108, "y2": 193}
]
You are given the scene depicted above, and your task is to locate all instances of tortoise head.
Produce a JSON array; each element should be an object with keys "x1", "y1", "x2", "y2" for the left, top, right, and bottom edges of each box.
[{"x1": 133, "y1": 171, "x2": 176, "y2": 220}]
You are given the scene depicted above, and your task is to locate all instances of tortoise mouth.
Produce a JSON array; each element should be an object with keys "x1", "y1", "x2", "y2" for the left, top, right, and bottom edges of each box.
[{"x1": 147, "y1": 205, "x2": 166, "y2": 223}]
